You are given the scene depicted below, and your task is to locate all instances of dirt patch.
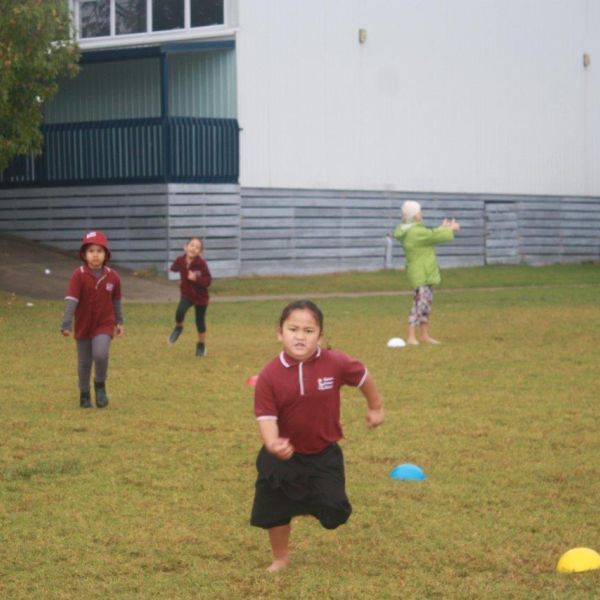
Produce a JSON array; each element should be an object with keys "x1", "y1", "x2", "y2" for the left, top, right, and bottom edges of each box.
[{"x1": 0, "y1": 233, "x2": 179, "y2": 303}]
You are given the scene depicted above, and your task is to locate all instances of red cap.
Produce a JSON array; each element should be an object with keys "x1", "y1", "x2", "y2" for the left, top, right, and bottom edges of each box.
[{"x1": 79, "y1": 230, "x2": 111, "y2": 261}]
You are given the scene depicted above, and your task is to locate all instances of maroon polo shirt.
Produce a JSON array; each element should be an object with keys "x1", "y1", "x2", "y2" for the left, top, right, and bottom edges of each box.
[
  {"x1": 66, "y1": 265, "x2": 122, "y2": 339},
  {"x1": 254, "y1": 347, "x2": 368, "y2": 454},
  {"x1": 170, "y1": 254, "x2": 212, "y2": 306}
]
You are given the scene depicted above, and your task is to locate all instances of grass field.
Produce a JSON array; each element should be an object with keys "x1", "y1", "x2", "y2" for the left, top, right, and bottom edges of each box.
[
  {"x1": 1, "y1": 264, "x2": 600, "y2": 599},
  {"x1": 210, "y1": 263, "x2": 600, "y2": 297}
]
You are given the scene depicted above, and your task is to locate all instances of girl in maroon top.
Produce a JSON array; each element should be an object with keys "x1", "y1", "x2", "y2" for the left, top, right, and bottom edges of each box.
[
  {"x1": 168, "y1": 237, "x2": 212, "y2": 356},
  {"x1": 61, "y1": 231, "x2": 124, "y2": 409},
  {"x1": 251, "y1": 300, "x2": 384, "y2": 572}
]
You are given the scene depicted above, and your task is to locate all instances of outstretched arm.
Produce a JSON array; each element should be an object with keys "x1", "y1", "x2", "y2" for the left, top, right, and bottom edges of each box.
[
  {"x1": 257, "y1": 419, "x2": 294, "y2": 460},
  {"x1": 360, "y1": 373, "x2": 384, "y2": 428}
]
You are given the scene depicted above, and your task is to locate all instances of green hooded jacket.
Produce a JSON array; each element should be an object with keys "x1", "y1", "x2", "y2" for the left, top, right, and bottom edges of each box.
[{"x1": 393, "y1": 222, "x2": 454, "y2": 288}]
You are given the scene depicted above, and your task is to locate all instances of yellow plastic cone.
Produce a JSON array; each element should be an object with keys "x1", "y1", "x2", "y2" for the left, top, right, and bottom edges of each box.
[{"x1": 556, "y1": 547, "x2": 600, "y2": 573}]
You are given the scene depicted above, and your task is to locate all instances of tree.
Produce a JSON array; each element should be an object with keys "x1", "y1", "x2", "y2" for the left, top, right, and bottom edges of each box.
[{"x1": 0, "y1": 0, "x2": 79, "y2": 170}]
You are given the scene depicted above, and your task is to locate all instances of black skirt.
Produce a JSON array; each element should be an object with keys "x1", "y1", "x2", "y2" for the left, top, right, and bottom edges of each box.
[{"x1": 250, "y1": 442, "x2": 352, "y2": 530}]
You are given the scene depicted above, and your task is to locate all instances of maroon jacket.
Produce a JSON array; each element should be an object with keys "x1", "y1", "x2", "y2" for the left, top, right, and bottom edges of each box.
[
  {"x1": 66, "y1": 265, "x2": 122, "y2": 339},
  {"x1": 170, "y1": 254, "x2": 212, "y2": 306}
]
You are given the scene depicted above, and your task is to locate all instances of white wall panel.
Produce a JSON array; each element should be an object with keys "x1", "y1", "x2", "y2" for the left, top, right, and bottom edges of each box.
[
  {"x1": 236, "y1": 0, "x2": 600, "y2": 196},
  {"x1": 584, "y1": 0, "x2": 600, "y2": 193}
]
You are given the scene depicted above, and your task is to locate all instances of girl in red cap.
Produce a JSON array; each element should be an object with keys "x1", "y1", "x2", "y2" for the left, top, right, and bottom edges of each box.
[
  {"x1": 168, "y1": 237, "x2": 212, "y2": 356},
  {"x1": 61, "y1": 231, "x2": 124, "y2": 408}
]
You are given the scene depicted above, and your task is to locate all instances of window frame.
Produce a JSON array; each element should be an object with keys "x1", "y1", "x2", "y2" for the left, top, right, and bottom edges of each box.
[{"x1": 70, "y1": 0, "x2": 236, "y2": 48}]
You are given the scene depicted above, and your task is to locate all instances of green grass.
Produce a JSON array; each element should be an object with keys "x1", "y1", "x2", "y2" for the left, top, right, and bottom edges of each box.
[
  {"x1": 211, "y1": 263, "x2": 600, "y2": 297},
  {"x1": 1, "y1": 264, "x2": 600, "y2": 599}
]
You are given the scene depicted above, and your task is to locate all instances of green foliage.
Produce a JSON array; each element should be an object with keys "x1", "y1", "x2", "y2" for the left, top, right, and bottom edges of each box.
[
  {"x1": 1, "y1": 268, "x2": 600, "y2": 598},
  {"x1": 0, "y1": 0, "x2": 79, "y2": 170}
]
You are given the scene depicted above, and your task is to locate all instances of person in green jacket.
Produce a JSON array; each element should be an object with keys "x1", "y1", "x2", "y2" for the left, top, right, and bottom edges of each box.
[{"x1": 394, "y1": 200, "x2": 460, "y2": 345}]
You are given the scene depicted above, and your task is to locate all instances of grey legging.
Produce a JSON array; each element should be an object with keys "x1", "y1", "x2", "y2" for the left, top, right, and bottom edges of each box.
[{"x1": 76, "y1": 334, "x2": 112, "y2": 392}]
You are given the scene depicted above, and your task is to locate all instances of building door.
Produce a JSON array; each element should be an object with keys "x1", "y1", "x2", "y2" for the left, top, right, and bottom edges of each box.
[{"x1": 484, "y1": 202, "x2": 520, "y2": 265}]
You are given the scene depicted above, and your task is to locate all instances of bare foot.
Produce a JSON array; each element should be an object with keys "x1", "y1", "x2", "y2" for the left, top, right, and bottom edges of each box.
[
  {"x1": 266, "y1": 558, "x2": 289, "y2": 573},
  {"x1": 407, "y1": 338, "x2": 420, "y2": 346},
  {"x1": 422, "y1": 337, "x2": 441, "y2": 344}
]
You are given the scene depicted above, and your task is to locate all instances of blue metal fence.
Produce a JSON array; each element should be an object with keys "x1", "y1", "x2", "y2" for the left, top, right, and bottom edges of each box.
[{"x1": 0, "y1": 117, "x2": 239, "y2": 187}]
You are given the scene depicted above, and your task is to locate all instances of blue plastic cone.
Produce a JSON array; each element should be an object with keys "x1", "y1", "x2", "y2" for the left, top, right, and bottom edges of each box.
[{"x1": 389, "y1": 463, "x2": 426, "y2": 481}]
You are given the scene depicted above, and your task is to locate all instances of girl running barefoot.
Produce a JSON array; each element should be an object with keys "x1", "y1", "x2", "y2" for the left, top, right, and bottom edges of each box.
[{"x1": 250, "y1": 300, "x2": 384, "y2": 572}]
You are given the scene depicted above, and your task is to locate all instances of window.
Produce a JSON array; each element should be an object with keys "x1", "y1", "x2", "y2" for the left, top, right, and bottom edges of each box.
[
  {"x1": 74, "y1": 0, "x2": 225, "y2": 39},
  {"x1": 80, "y1": 0, "x2": 110, "y2": 38},
  {"x1": 152, "y1": 0, "x2": 184, "y2": 31},
  {"x1": 191, "y1": 0, "x2": 223, "y2": 27},
  {"x1": 116, "y1": 0, "x2": 146, "y2": 35}
]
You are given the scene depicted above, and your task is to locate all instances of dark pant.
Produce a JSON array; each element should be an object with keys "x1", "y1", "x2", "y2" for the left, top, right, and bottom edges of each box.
[
  {"x1": 251, "y1": 443, "x2": 352, "y2": 530},
  {"x1": 175, "y1": 297, "x2": 208, "y2": 333}
]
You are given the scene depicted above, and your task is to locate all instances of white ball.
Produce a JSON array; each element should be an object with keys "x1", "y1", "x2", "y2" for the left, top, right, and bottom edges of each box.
[
  {"x1": 44, "y1": 268, "x2": 51, "y2": 275},
  {"x1": 387, "y1": 337, "x2": 406, "y2": 348}
]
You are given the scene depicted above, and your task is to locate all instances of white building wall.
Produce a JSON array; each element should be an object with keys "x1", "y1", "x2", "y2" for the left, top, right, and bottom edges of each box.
[
  {"x1": 584, "y1": 0, "x2": 600, "y2": 194},
  {"x1": 236, "y1": 0, "x2": 600, "y2": 196}
]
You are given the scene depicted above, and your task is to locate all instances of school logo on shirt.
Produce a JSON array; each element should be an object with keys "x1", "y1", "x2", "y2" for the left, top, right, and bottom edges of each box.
[
  {"x1": 106, "y1": 283, "x2": 114, "y2": 292},
  {"x1": 318, "y1": 377, "x2": 335, "y2": 391}
]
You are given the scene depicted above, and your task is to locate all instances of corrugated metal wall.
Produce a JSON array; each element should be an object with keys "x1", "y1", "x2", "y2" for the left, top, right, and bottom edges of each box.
[
  {"x1": 45, "y1": 50, "x2": 236, "y2": 123},
  {"x1": 45, "y1": 59, "x2": 161, "y2": 122},
  {"x1": 170, "y1": 51, "x2": 237, "y2": 118}
]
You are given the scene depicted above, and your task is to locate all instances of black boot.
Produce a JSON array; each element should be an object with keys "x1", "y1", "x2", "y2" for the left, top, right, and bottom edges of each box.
[
  {"x1": 80, "y1": 391, "x2": 92, "y2": 409},
  {"x1": 196, "y1": 342, "x2": 206, "y2": 357},
  {"x1": 94, "y1": 381, "x2": 109, "y2": 408},
  {"x1": 169, "y1": 326, "x2": 183, "y2": 344}
]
